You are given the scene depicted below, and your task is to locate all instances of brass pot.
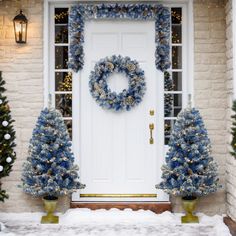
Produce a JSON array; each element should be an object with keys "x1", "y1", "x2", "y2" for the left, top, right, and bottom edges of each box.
[
  {"x1": 41, "y1": 196, "x2": 59, "y2": 224},
  {"x1": 181, "y1": 196, "x2": 199, "y2": 223}
]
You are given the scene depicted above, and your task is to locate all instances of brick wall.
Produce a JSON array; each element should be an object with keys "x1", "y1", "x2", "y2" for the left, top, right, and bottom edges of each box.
[
  {"x1": 172, "y1": 0, "x2": 227, "y2": 215},
  {"x1": 0, "y1": 0, "x2": 69, "y2": 212},
  {"x1": 193, "y1": 0, "x2": 227, "y2": 214},
  {"x1": 225, "y1": 0, "x2": 236, "y2": 221},
  {"x1": 0, "y1": 0, "x2": 230, "y2": 214}
]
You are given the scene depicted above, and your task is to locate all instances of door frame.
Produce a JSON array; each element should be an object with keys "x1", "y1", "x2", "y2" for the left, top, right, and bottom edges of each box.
[{"x1": 43, "y1": 0, "x2": 194, "y2": 202}]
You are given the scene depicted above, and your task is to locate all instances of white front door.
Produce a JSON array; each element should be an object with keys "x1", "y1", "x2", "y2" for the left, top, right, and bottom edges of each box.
[{"x1": 73, "y1": 20, "x2": 167, "y2": 201}]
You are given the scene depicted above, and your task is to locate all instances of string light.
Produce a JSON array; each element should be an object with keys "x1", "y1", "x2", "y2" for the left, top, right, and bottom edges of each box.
[
  {"x1": 54, "y1": 10, "x2": 68, "y2": 22},
  {"x1": 55, "y1": 28, "x2": 68, "y2": 44},
  {"x1": 58, "y1": 72, "x2": 72, "y2": 91},
  {"x1": 171, "y1": 10, "x2": 182, "y2": 23}
]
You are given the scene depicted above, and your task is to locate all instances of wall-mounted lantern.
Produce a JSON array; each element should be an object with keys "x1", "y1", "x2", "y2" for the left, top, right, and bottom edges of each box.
[{"x1": 13, "y1": 10, "x2": 28, "y2": 44}]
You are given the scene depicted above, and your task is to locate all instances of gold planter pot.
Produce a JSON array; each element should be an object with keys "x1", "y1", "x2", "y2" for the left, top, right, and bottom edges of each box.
[
  {"x1": 41, "y1": 196, "x2": 59, "y2": 224},
  {"x1": 181, "y1": 196, "x2": 199, "y2": 223}
]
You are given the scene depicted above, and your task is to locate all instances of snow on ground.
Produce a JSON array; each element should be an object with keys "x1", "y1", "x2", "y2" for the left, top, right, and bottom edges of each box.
[{"x1": 0, "y1": 208, "x2": 231, "y2": 236}]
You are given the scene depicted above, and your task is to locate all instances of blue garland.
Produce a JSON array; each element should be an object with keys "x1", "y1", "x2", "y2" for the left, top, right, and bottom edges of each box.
[
  {"x1": 69, "y1": 4, "x2": 170, "y2": 72},
  {"x1": 89, "y1": 55, "x2": 146, "y2": 111}
]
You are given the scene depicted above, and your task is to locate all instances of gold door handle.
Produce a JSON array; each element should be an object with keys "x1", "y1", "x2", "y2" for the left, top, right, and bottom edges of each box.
[{"x1": 149, "y1": 123, "x2": 154, "y2": 144}]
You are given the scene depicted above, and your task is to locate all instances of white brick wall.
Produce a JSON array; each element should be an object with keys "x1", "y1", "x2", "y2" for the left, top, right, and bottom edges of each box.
[
  {"x1": 172, "y1": 0, "x2": 227, "y2": 215},
  {"x1": 0, "y1": 0, "x2": 69, "y2": 212},
  {"x1": 225, "y1": 0, "x2": 236, "y2": 222},
  {"x1": 0, "y1": 0, "x2": 230, "y2": 215}
]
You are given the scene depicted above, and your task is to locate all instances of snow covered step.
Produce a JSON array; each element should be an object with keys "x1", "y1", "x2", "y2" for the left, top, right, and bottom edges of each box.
[
  {"x1": 0, "y1": 209, "x2": 231, "y2": 236},
  {"x1": 71, "y1": 202, "x2": 172, "y2": 214}
]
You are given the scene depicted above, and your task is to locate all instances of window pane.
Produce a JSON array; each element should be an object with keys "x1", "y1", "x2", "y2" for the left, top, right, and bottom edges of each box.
[
  {"x1": 164, "y1": 72, "x2": 173, "y2": 91},
  {"x1": 173, "y1": 94, "x2": 182, "y2": 116},
  {"x1": 64, "y1": 120, "x2": 72, "y2": 140},
  {"x1": 164, "y1": 120, "x2": 176, "y2": 145},
  {"x1": 171, "y1": 8, "x2": 182, "y2": 24},
  {"x1": 172, "y1": 46, "x2": 182, "y2": 69},
  {"x1": 55, "y1": 25, "x2": 68, "y2": 44},
  {"x1": 164, "y1": 94, "x2": 173, "y2": 117},
  {"x1": 165, "y1": 94, "x2": 182, "y2": 117},
  {"x1": 55, "y1": 46, "x2": 68, "y2": 69},
  {"x1": 55, "y1": 72, "x2": 72, "y2": 91},
  {"x1": 165, "y1": 7, "x2": 183, "y2": 145},
  {"x1": 55, "y1": 94, "x2": 72, "y2": 117},
  {"x1": 172, "y1": 72, "x2": 182, "y2": 91},
  {"x1": 172, "y1": 25, "x2": 182, "y2": 44},
  {"x1": 55, "y1": 8, "x2": 68, "y2": 24}
]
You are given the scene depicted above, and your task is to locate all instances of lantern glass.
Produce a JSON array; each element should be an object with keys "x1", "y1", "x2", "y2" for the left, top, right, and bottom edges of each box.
[{"x1": 13, "y1": 10, "x2": 28, "y2": 44}]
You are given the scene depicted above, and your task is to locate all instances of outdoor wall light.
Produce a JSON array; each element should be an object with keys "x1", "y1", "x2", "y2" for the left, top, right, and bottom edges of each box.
[{"x1": 13, "y1": 10, "x2": 28, "y2": 44}]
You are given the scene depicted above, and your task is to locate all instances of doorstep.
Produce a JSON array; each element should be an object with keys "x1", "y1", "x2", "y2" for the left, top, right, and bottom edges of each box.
[{"x1": 70, "y1": 202, "x2": 172, "y2": 214}]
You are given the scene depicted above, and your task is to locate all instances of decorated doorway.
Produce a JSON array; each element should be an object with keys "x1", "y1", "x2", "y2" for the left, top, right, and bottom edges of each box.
[
  {"x1": 48, "y1": 3, "x2": 188, "y2": 202},
  {"x1": 69, "y1": 4, "x2": 170, "y2": 202},
  {"x1": 73, "y1": 20, "x2": 164, "y2": 201}
]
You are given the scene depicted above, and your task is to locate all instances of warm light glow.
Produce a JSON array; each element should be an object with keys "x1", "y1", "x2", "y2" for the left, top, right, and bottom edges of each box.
[{"x1": 13, "y1": 10, "x2": 28, "y2": 44}]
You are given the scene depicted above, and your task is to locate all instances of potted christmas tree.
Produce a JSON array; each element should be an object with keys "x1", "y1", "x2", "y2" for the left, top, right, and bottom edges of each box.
[
  {"x1": 21, "y1": 106, "x2": 85, "y2": 224},
  {"x1": 156, "y1": 101, "x2": 220, "y2": 223},
  {"x1": 0, "y1": 72, "x2": 16, "y2": 202}
]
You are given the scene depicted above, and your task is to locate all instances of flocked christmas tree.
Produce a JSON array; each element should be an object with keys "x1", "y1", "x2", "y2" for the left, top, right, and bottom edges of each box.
[
  {"x1": 0, "y1": 72, "x2": 16, "y2": 202},
  {"x1": 230, "y1": 100, "x2": 236, "y2": 158},
  {"x1": 157, "y1": 98, "x2": 220, "y2": 197},
  {"x1": 21, "y1": 102, "x2": 85, "y2": 197}
]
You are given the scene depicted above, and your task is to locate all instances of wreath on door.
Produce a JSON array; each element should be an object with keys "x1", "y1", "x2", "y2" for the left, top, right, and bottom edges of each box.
[{"x1": 89, "y1": 55, "x2": 146, "y2": 111}]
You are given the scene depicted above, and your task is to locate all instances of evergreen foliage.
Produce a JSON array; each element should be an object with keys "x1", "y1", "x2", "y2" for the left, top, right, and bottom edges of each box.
[
  {"x1": 157, "y1": 106, "x2": 220, "y2": 197},
  {"x1": 22, "y1": 107, "x2": 85, "y2": 197},
  {"x1": 231, "y1": 100, "x2": 236, "y2": 158},
  {"x1": 164, "y1": 71, "x2": 174, "y2": 117},
  {"x1": 0, "y1": 72, "x2": 16, "y2": 202}
]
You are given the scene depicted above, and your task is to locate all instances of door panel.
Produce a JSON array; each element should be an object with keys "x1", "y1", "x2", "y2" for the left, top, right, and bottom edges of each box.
[{"x1": 72, "y1": 20, "x2": 166, "y2": 201}]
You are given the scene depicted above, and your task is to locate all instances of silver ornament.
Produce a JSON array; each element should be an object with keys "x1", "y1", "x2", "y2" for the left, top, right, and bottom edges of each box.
[
  {"x1": 0, "y1": 166, "x2": 3, "y2": 172},
  {"x1": 2, "y1": 121, "x2": 8, "y2": 127},
  {"x1": 6, "y1": 157, "x2": 12, "y2": 163},
  {"x1": 4, "y1": 134, "x2": 11, "y2": 140}
]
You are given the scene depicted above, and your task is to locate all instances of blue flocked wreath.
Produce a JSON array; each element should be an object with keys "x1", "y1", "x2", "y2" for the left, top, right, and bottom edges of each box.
[{"x1": 89, "y1": 55, "x2": 146, "y2": 111}]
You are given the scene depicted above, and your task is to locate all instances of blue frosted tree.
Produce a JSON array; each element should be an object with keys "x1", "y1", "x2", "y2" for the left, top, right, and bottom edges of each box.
[
  {"x1": 156, "y1": 106, "x2": 220, "y2": 197},
  {"x1": 21, "y1": 107, "x2": 85, "y2": 197}
]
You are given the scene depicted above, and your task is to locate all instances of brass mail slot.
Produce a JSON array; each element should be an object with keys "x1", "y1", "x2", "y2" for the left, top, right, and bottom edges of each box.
[{"x1": 80, "y1": 194, "x2": 157, "y2": 198}]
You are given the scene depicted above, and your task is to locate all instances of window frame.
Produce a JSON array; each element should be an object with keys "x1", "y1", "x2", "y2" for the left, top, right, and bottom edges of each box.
[{"x1": 44, "y1": 0, "x2": 194, "y2": 150}]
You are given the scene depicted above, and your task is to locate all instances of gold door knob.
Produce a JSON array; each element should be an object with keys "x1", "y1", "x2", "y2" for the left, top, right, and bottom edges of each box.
[{"x1": 149, "y1": 123, "x2": 154, "y2": 144}]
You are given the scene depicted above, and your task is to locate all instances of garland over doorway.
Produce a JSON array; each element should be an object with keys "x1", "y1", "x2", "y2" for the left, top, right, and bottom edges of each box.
[{"x1": 68, "y1": 4, "x2": 171, "y2": 72}]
